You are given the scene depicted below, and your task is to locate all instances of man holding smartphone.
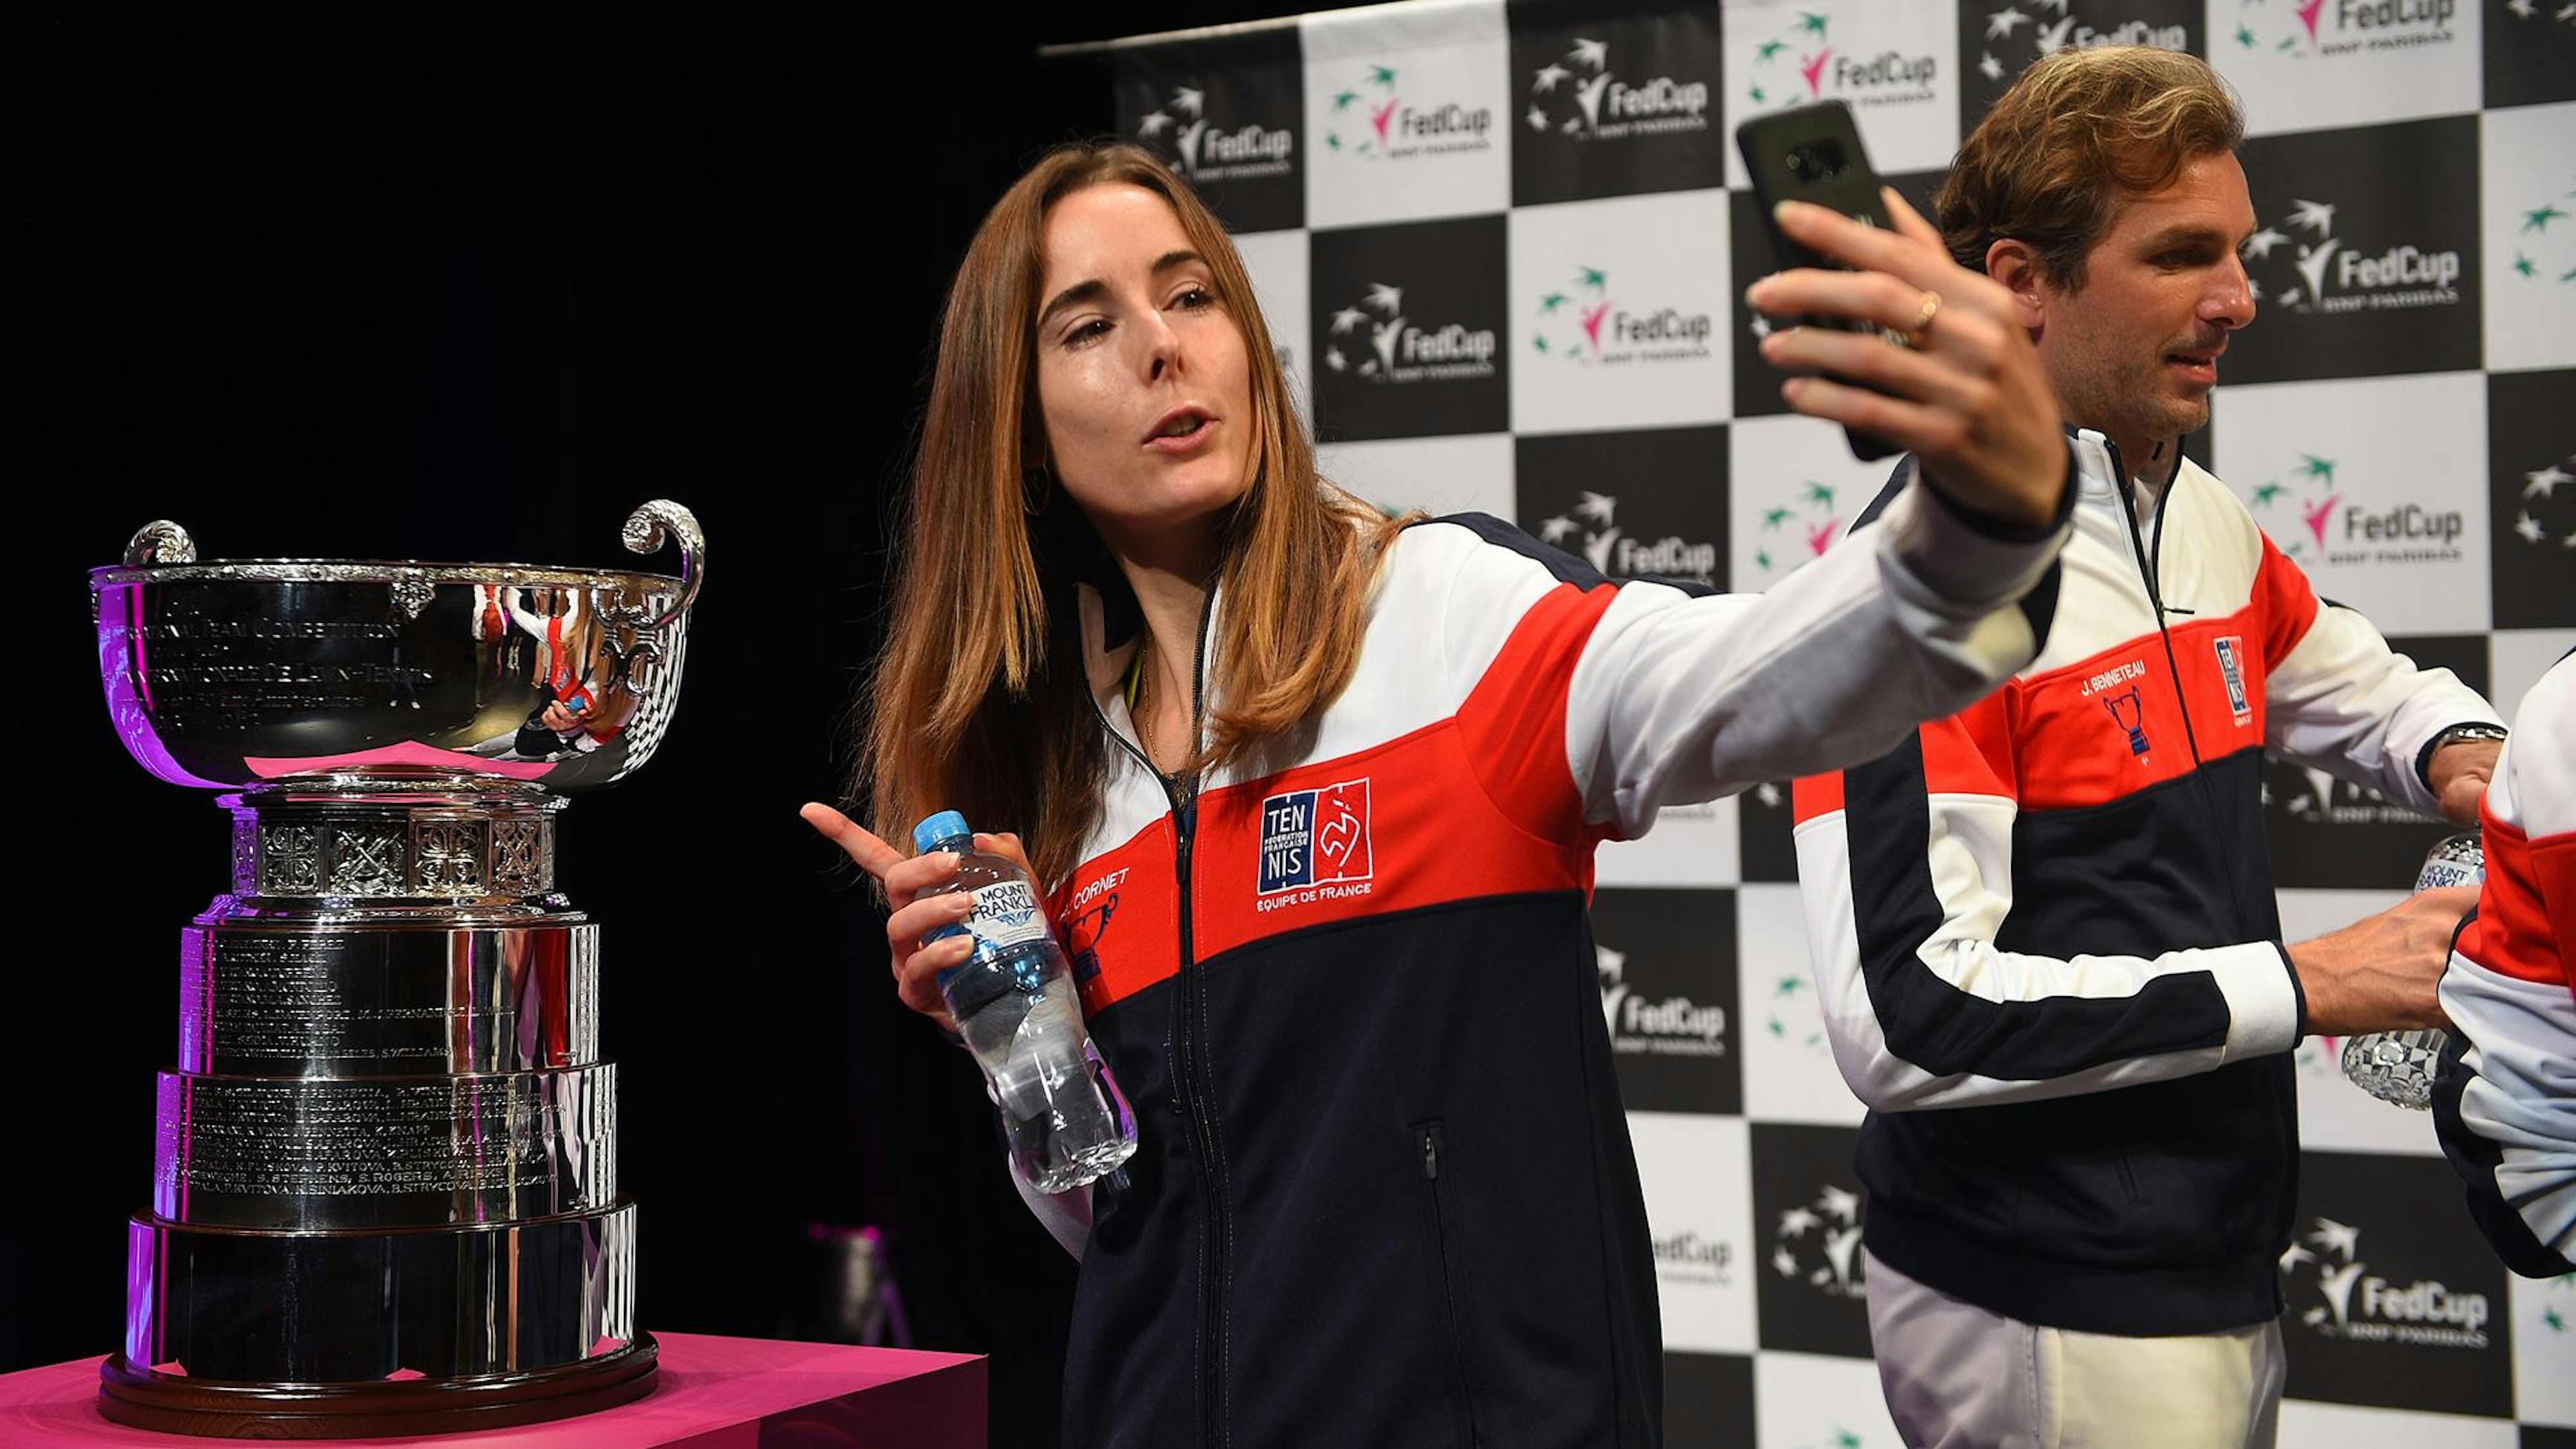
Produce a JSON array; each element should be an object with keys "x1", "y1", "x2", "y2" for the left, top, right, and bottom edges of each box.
[{"x1": 1782, "y1": 48, "x2": 2506, "y2": 1448}]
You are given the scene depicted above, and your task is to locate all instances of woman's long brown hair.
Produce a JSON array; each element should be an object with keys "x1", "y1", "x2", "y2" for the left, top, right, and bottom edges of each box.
[{"x1": 859, "y1": 141, "x2": 1406, "y2": 885}]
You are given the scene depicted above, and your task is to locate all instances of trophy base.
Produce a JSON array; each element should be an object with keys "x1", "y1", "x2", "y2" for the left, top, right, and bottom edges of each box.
[{"x1": 97, "y1": 1334, "x2": 659, "y2": 1439}]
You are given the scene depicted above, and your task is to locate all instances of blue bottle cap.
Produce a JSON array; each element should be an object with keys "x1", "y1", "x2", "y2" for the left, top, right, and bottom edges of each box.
[{"x1": 912, "y1": 810, "x2": 972, "y2": 855}]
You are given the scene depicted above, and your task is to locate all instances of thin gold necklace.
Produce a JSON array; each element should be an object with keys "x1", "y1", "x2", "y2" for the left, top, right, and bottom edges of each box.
[{"x1": 1126, "y1": 641, "x2": 1186, "y2": 780}]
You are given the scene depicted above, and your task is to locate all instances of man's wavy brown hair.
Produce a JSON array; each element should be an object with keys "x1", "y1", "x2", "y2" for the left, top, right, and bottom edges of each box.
[{"x1": 1935, "y1": 46, "x2": 2244, "y2": 293}]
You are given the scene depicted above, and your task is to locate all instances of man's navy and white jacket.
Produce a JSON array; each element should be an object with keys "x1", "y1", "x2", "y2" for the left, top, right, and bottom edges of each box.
[
  {"x1": 2434, "y1": 652, "x2": 2575, "y2": 1278},
  {"x1": 1014, "y1": 472, "x2": 2070, "y2": 1449},
  {"x1": 1791, "y1": 432, "x2": 2501, "y2": 1336}
]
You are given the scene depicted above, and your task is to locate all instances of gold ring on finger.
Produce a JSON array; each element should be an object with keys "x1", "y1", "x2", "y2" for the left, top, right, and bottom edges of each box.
[{"x1": 1902, "y1": 290, "x2": 1943, "y2": 349}]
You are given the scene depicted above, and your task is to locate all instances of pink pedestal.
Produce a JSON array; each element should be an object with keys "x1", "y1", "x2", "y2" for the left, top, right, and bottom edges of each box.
[{"x1": 0, "y1": 1334, "x2": 985, "y2": 1448}]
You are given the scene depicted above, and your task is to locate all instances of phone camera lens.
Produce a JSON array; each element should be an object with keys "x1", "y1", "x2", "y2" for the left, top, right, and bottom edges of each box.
[{"x1": 1786, "y1": 138, "x2": 1846, "y2": 182}]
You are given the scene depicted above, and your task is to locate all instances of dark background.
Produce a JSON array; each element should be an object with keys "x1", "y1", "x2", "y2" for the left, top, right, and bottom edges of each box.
[{"x1": 5, "y1": 7, "x2": 1337, "y2": 1445}]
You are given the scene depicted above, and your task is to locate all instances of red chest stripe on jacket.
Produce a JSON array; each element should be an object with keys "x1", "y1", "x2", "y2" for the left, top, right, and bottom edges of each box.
[
  {"x1": 2459, "y1": 815, "x2": 2575, "y2": 998},
  {"x1": 2004, "y1": 615, "x2": 2269, "y2": 810},
  {"x1": 1796, "y1": 612, "x2": 2271, "y2": 822},
  {"x1": 1055, "y1": 822, "x2": 1179, "y2": 1019},
  {"x1": 1190, "y1": 720, "x2": 1593, "y2": 965},
  {"x1": 1058, "y1": 581, "x2": 1610, "y2": 1016}
]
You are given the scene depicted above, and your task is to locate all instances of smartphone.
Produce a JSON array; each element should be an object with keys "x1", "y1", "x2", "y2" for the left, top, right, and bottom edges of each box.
[{"x1": 1735, "y1": 101, "x2": 1900, "y2": 461}]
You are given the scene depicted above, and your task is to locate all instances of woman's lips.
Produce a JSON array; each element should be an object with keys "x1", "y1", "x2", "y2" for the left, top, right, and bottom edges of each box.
[{"x1": 1142, "y1": 407, "x2": 1216, "y2": 453}]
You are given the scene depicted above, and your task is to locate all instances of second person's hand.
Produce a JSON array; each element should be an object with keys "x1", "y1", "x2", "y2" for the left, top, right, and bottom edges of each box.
[
  {"x1": 1747, "y1": 188, "x2": 2068, "y2": 531},
  {"x1": 800, "y1": 804, "x2": 1041, "y2": 1036},
  {"x1": 2290, "y1": 884, "x2": 2479, "y2": 1037}
]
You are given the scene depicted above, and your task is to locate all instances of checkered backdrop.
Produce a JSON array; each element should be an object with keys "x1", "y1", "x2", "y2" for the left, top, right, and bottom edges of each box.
[{"x1": 1093, "y1": 0, "x2": 2576, "y2": 1442}]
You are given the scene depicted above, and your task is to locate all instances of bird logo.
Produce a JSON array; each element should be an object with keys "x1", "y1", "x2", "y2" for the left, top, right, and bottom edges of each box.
[
  {"x1": 1771, "y1": 1182, "x2": 1868, "y2": 1298},
  {"x1": 1799, "y1": 48, "x2": 1834, "y2": 101},
  {"x1": 2300, "y1": 492, "x2": 2342, "y2": 551},
  {"x1": 2511, "y1": 455, "x2": 2576, "y2": 553},
  {"x1": 1751, "y1": 481, "x2": 1844, "y2": 578},
  {"x1": 1323, "y1": 64, "x2": 1401, "y2": 157}
]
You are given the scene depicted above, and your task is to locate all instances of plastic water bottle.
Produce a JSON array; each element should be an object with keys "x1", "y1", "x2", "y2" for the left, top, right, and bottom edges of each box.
[
  {"x1": 2340, "y1": 832, "x2": 2481, "y2": 1110},
  {"x1": 913, "y1": 812, "x2": 1136, "y2": 1191}
]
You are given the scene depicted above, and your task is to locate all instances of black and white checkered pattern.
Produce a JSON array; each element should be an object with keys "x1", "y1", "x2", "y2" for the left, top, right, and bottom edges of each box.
[{"x1": 1109, "y1": 1, "x2": 2575, "y2": 1440}]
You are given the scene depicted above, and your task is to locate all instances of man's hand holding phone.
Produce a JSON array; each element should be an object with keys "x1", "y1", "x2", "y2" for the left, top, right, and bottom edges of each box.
[{"x1": 1748, "y1": 189, "x2": 2068, "y2": 531}]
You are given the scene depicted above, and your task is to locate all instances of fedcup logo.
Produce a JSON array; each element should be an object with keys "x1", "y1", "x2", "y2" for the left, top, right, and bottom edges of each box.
[
  {"x1": 1322, "y1": 281, "x2": 1498, "y2": 385},
  {"x1": 2239, "y1": 196, "x2": 2465, "y2": 316},
  {"x1": 1654, "y1": 1228, "x2": 1735, "y2": 1285},
  {"x1": 2510, "y1": 451, "x2": 2576, "y2": 554},
  {"x1": 1322, "y1": 62, "x2": 1493, "y2": 161},
  {"x1": 1538, "y1": 490, "x2": 1721, "y2": 585},
  {"x1": 2269, "y1": 756, "x2": 2430, "y2": 829},
  {"x1": 1743, "y1": 11, "x2": 1936, "y2": 111},
  {"x1": 2294, "y1": 1028, "x2": 2349, "y2": 1075},
  {"x1": 1134, "y1": 84, "x2": 1293, "y2": 184},
  {"x1": 2507, "y1": 189, "x2": 2576, "y2": 290},
  {"x1": 2229, "y1": 0, "x2": 2461, "y2": 54},
  {"x1": 1256, "y1": 777, "x2": 1373, "y2": 910},
  {"x1": 1593, "y1": 942, "x2": 1728, "y2": 1058},
  {"x1": 1530, "y1": 266, "x2": 1613, "y2": 364},
  {"x1": 1526, "y1": 266, "x2": 1717, "y2": 372},
  {"x1": 2239, "y1": 449, "x2": 2467, "y2": 566},
  {"x1": 2281, "y1": 1215, "x2": 2493, "y2": 1347},
  {"x1": 1745, "y1": 479, "x2": 1847, "y2": 578},
  {"x1": 1974, "y1": 2, "x2": 2187, "y2": 85},
  {"x1": 1770, "y1": 1182, "x2": 1867, "y2": 1299},
  {"x1": 2241, "y1": 452, "x2": 2344, "y2": 559},
  {"x1": 1763, "y1": 970, "x2": 1833, "y2": 1056},
  {"x1": 1523, "y1": 35, "x2": 1711, "y2": 140},
  {"x1": 2500, "y1": 0, "x2": 2576, "y2": 27}
]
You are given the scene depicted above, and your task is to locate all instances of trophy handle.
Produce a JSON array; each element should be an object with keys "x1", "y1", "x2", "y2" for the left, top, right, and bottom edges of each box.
[
  {"x1": 125, "y1": 521, "x2": 198, "y2": 566},
  {"x1": 618, "y1": 500, "x2": 704, "y2": 629}
]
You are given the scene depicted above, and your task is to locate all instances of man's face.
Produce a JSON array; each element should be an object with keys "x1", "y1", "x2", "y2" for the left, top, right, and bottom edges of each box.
[{"x1": 2029, "y1": 150, "x2": 2258, "y2": 462}]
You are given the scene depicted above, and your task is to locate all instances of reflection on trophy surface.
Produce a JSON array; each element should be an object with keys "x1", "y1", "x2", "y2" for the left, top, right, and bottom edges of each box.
[{"x1": 88, "y1": 502, "x2": 703, "y2": 1437}]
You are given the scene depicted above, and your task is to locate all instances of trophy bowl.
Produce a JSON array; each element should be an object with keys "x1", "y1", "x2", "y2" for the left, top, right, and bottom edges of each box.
[
  {"x1": 89, "y1": 502, "x2": 703, "y2": 1438},
  {"x1": 93, "y1": 502, "x2": 702, "y2": 795}
]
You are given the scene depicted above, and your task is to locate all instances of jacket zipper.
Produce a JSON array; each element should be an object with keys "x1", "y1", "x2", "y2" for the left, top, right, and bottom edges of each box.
[
  {"x1": 1090, "y1": 592, "x2": 1228, "y2": 1446},
  {"x1": 1418, "y1": 1124, "x2": 1481, "y2": 1446},
  {"x1": 2106, "y1": 439, "x2": 2251, "y2": 941}
]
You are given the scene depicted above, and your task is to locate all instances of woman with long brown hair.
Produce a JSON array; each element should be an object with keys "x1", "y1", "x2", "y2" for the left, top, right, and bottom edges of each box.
[{"x1": 804, "y1": 140, "x2": 2072, "y2": 1446}]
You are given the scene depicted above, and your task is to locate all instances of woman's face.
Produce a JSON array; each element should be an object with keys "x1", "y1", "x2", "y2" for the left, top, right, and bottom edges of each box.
[{"x1": 1032, "y1": 184, "x2": 1256, "y2": 554}]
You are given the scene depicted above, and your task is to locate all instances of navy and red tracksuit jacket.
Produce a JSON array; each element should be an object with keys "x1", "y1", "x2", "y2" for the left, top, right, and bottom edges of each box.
[
  {"x1": 1793, "y1": 431, "x2": 2500, "y2": 1336},
  {"x1": 2434, "y1": 650, "x2": 2575, "y2": 1277},
  {"x1": 1021, "y1": 472, "x2": 2072, "y2": 1448}
]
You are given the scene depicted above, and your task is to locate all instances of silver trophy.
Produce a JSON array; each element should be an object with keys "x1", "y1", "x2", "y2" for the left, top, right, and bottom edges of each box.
[
  {"x1": 89, "y1": 503, "x2": 703, "y2": 1437},
  {"x1": 2340, "y1": 832, "x2": 2482, "y2": 1111}
]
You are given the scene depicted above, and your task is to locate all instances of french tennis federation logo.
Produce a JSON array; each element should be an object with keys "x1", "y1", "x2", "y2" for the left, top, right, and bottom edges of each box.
[
  {"x1": 1258, "y1": 779, "x2": 1373, "y2": 897},
  {"x1": 2213, "y1": 635, "x2": 2253, "y2": 725}
]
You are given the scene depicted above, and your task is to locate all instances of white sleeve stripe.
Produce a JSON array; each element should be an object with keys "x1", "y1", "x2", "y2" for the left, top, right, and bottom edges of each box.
[{"x1": 1795, "y1": 775, "x2": 2298, "y2": 1112}]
